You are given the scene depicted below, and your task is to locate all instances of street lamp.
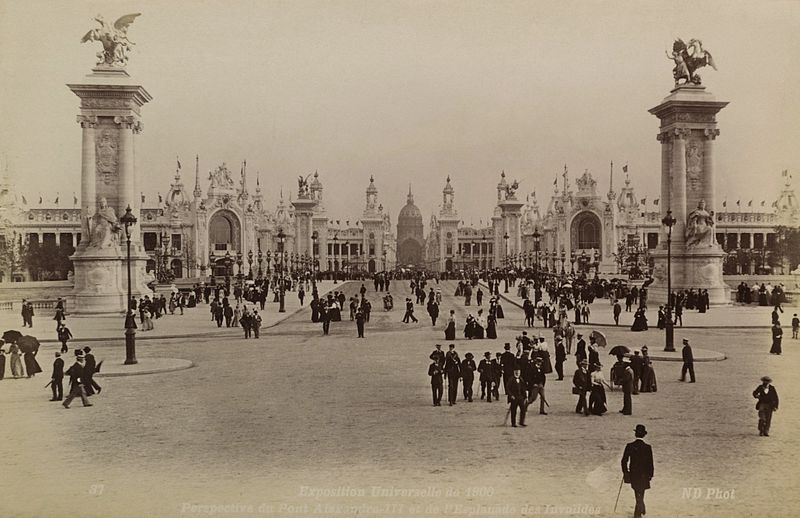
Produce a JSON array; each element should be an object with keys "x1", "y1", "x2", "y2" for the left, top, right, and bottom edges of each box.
[
  {"x1": 224, "y1": 250, "x2": 232, "y2": 290},
  {"x1": 311, "y1": 230, "x2": 319, "y2": 281},
  {"x1": 662, "y1": 210, "x2": 677, "y2": 352},
  {"x1": 247, "y1": 249, "x2": 254, "y2": 280},
  {"x1": 570, "y1": 250, "x2": 576, "y2": 275},
  {"x1": 332, "y1": 234, "x2": 339, "y2": 284},
  {"x1": 593, "y1": 249, "x2": 600, "y2": 278},
  {"x1": 120, "y1": 206, "x2": 138, "y2": 365},
  {"x1": 277, "y1": 229, "x2": 286, "y2": 312},
  {"x1": 236, "y1": 250, "x2": 243, "y2": 287},
  {"x1": 560, "y1": 248, "x2": 566, "y2": 276}
]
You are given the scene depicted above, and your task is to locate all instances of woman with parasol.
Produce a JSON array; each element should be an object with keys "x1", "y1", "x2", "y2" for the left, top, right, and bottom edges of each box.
[{"x1": 19, "y1": 335, "x2": 42, "y2": 378}]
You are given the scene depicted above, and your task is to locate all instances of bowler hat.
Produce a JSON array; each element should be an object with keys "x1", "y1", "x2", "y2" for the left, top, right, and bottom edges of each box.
[
  {"x1": 465, "y1": 352, "x2": 474, "y2": 359},
  {"x1": 761, "y1": 375, "x2": 772, "y2": 383},
  {"x1": 504, "y1": 343, "x2": 511, "y2": 350},
  {"x1": 682, "y1": 338, "x2": 689, "y2": 344},
  {"x1": 484, "y1": 351, "x2": 491, "y2": 357},
  {"x1": 634, "y1": 424, "x2": 647, "y2": 436},
  {"x1": 83, "y1": 346, "x2": 91, "y2": 352}
]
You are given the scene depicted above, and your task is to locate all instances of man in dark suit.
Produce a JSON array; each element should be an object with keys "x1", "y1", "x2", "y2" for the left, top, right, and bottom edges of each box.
[
  {"x1": 428, "y1": 358, "x2": 443, "y2": 406},
  {"x1": 575, "y1": 333, "x2": 587, "y2": 366},
  {"x1": 613, "y1": 300, "x2": 622, "y2": 325},
  {"x1": 402, "y1": 298, "x2": 418, "y2": 323},
  {"x1": 444, "y1": 344, "x2": 461, "y2": 406},
  {"x1": 753, "y1": 376, "x2": 779, "y2": 436},
  {"x1": 477, "y1": 352, "x2": 493, "y2": 402},
  {"x1": 507, "y1": 368, "x2": 528, "y2": 427},
  {"x1": 82, "y1": 346, "x2": 101, "y2": 396},
  {"x1": 621, "y1": 424, "x2": 654, "y2": 518},
  {"x1": 629, "y1": 351, "x2": 643, "y2": 395},
  {"x1": 619, "y1": 360, "x2": 634, "y2": 415},
  {"x1": 63, "y1": 352, "x2": 92, "y2": 408},
  {"x1": 461, "y1": 353, "x2": 476, "y2": 402},
  {"x1": 50, "y1": 352, "x2": 64, "y2": 401},
  {"x1": 573, "y1": 360, "x2": 591, "y2": 416},
  {"x1": 528, "y1": 357, "x2": 548, "y2": 415},
  {"x1": 680, "y1": 338, "x2": 695, "y2": 382},
  {"x1": 500, "y1": 343, "x2": 516, "y2": 394}
]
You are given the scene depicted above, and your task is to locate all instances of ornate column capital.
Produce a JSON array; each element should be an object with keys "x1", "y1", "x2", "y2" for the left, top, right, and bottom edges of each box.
[
  {"x1": 76, "y1": 115, "x2": 98, "y2": 128},
  {"x1": 113, "y1": 115, "x2": 137, "y2": 129},
  {"x1": 673, "y1": 127, "x2": 692, "y2": 139},
  {"x1": 704, "y1": 128, "x2": 720, "y2": 140},
  {"x1": 656, "y1": 131, "x2": 670, "y2": 143}
]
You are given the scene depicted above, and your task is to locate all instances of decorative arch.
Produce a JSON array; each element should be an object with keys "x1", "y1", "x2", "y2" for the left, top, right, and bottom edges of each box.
[
  {"x1": 368, "y1": 259, "x2": 376, "y2": 273},
  {"x1": 171, "y1": 259, "x2": 183, "y2": 279},
  {"x1": 570, "y1": 210, "x2": 602, "y2": 252},
  {"x1": 208, "y1": 209, "x2": 242, "y2": 252},
  {"x1": 445, "y1": 258, "x2": 453, "y2": 272}
]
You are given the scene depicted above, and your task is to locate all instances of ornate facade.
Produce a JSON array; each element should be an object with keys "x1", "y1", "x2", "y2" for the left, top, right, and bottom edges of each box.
[{"x1": 0, "y1": 158, "x2": 397, "y2": 282}]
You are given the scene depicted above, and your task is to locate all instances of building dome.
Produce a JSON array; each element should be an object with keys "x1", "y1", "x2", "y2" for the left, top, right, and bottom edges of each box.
[{"x1": 398, "y1": 186, "x2": 422, "y2": 221}]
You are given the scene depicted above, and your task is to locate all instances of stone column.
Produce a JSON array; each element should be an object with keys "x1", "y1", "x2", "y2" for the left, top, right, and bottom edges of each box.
[
  {"x1": 671, "y1": 128, "x2": 689, "y2": 239},
  {"x1": 78, "y1": 115, "x2": 98, "y2": 228},
  {"x1": 114, "y1": 116, "x2": 137, "y2": 225},
  {"x1": 703, "y1": 128, "x2": 719, "y2": 214}
]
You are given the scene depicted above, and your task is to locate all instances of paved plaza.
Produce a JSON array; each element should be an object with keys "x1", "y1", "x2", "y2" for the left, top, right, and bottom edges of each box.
[{"x1": 1, "y1": 281, "x2": 798, "y2": 518}]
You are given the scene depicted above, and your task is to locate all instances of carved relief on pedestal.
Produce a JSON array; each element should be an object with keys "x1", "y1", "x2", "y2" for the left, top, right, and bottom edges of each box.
[
  {"x1": 685, "y1": 139, "x2": 704, "y2": 192},
  {"x1": 95, "y1": 128, "x2": 118, "y2": 184}
]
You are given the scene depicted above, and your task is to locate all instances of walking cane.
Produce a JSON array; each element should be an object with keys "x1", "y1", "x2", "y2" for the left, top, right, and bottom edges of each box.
[{"x1": 613, "y1": 476, "x2": 624, "y2": 513}]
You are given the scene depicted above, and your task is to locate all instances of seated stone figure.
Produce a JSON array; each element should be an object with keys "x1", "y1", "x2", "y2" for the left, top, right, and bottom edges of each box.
[
  {"x1": 88, "y1": 197, "x2": 121, "y2": 249},
  {"x1": 685, "y1": 200, "x2": 715, "y2": 247}
]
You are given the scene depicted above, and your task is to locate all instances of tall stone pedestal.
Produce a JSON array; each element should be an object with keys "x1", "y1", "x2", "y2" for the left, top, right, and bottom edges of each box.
[
  {"x1": 647, "y1": 85, "x2": 730, "y2": 305},
  {"x1": 71, "y1": 248, "x2": 126, "y2": 314},
  {"x1": 68, "y1": 66, "x2": 152, "y2": 314}
]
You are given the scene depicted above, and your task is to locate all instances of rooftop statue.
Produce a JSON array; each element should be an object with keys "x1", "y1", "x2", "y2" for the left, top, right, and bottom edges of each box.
[
  {"x1": 81, "y1": 13, "x2": 141, "y2": 68},
  {"x1": 298, "y1": 174, "x2": 312, "y2": 198},
  {"x1": 667, "y1": 38, "x2": 716, "y2": 86},
  {"x1": 505, "y1": 180, "x2": 520, "y2": 199}
]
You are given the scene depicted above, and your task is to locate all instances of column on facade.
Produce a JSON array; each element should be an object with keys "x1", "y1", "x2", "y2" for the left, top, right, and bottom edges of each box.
[
  {"x1": 115, "y1": 115, "x2": 138, "y2": 241},
  {"x1": 703, "y1": 128, "x2": 719, "y2": 215},
  {"x1": 657, "y1": 131, "x2": 671, "y2": 245},
  {"x1": 78, "y1": 115, "x2": 97, "y2": 228},
  {"x1": 671, "y1": 128, "x2": 689, "y2": 239}
]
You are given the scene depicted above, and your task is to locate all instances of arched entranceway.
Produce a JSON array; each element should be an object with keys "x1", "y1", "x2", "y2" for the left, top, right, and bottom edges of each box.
[
  {"x1": 208, "y1": 210, "x2": 241, "y2": 252},
  {"x1": 570, "y1": 211, "x2": 602, "y2": 252},
  {"x1": 368, "y1": 259, "x2": 376, "y2": 273},
  {"x1": 171, "y1": 259, "x2": 183, "y2": 279},
  {"x1": 445, "y1": 258, "x2": 453, "y2": 272}
]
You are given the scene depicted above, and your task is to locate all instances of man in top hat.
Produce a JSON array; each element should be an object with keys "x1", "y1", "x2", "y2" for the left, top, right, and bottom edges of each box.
[
  {"x1": 63, "y1": 351, "x2": 92, "y2": 408},
  {"x1": 477, "y1": 352, "x2": 494, "y2": 402},
  {"x1": 428, "y1": 356, "x2": 444, "y2": 406},
  {"x1": 50, "y1": 351, "x2": 64, "y2": 401},
  {"x1": 573, "y1": 359, "x2": 591, "y2": 416},
  {"x1": 461, "y1": 352, "x2": 476, "y2": 402},
  {"x1": 554, "y1": 337, "x2": 566, "y2": 381},
  {"x1": 500, "y1": 343, "x2": 516, "y2": 393},
  {"x1": 621, "y1": 424, "x2": 654, "y2": 518},
  {"x1": 753, "y1": 376, "x2": 779, "y2": 436},
  {"x1": 680, "y1": 338, "x2": 695, "y2": 382},
  {"x1": 82, "y1": 346, "x2": 101, "y2": 396},
  {"x1": 444, "y1": 344, "x2": 461, "y2": 406},
  {"x1": 507, "y1": 368, "x2": 528, "y2": 427},
  {"x1": 527, "y1": 356, "x2": 548, "y2": 415},
  {"x1": 629, "y1": 351, "x2": 643, "y2": 395},
  {"x1": 402, "y1": 298, "x2": 418, "y2": 323}
]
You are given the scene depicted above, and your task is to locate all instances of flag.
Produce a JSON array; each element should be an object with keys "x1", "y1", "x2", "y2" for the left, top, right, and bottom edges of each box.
[
  {"x1": 653, "y1": 198, "x2": 659, "y2": 206},
  {"x1": 141, "y1": 193, "x2": 146, "y2": 203},
  {"x1": 177, "y1": 156, "x2": 182, "y2": 170},
  {"x1": 623, "y1": 164, "x2": 628, "y2": 173},
  {"x1": 38, "y1": 196, "x2": 42, "y2": 204},
  {"x1": 760, "y1": 200, "x2": 765, "y2": 207},
  {"x1": 748, "y1": 200, "x2": 752, "y2": 207},
  {"x1": 553, "y1": 177, "x2": 557, "y2": 187},
  {"x1": 782, "y1": 169, "x2": 788, "y2": 177},
  {"x1": 21, "y1": 195, "x2": 27, "y2": 204},
  {"x1": 73, "y1": 193, "x2": 78, "y2": 205},
  {"x1": 722, "y1": 200, "x2": 727, "y2": 207},
  {"x1": 54, "y1": 195, "x2": 59, "y2": 204},
  {"x1": 736, "y1": 200, "x2": 740, "y2": 206}
]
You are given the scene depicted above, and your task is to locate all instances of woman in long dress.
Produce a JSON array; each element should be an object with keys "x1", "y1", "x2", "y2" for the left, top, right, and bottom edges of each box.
[
  {"x1": 589, "y1": 363, "x2": 608, "y2": 415},
  {"x1": 770, "y1": 323, "x2": 783, "y2": 354},
  {"x1": 9, "y1": 344, "x2": 23, "y2": 377},
  {"x1": 639, "y1": 346, "x2": 658, "y2": 392},
  {"x1": 23, "y1": 349, "x2": 42, "y2": 378},
  {"x1": 631, "y1": 308, "x2": 648, "y2": 332},
  {"x1": 464, "y1": 314, "x2": 475, "y2": 339},
  {"x1": 486, "y1": 311, "x2": 497, "y2": 339},
  {"x1": 474, "y1": 311, "x2": 486, "y2": 339},
  {"x1": 444, "y1": 310, "x2": 456, "y2": 340}
]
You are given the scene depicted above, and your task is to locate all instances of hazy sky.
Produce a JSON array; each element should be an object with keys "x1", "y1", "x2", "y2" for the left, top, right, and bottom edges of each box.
[{"x1": 1, "y1": 0, "x2": 798, "y2": 225}]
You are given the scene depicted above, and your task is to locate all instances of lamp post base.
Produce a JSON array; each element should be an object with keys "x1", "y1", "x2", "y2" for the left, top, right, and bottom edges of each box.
[
  {"x1": 124, "y1": 327, "x2": 138, "y2": 365},
  {"x1": 664, "y1": 315, "x2": 675, "y2": 352},
  {"x1": 279, "y1": 289, "x2": 286, "y2": 313}
]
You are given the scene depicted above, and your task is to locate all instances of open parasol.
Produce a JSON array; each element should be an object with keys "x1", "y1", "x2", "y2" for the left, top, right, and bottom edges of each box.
[
  {"x1": 17, "y1": 335, "x2": 41, "y2": 354},
  {"x1": 2, "y1": 330, "x2": 23, "y2": 344},
  {"x1": 609, "y1": 345, "x2": 631, "y2": 356},
  {"x1": 590, "y1": 330, "x2": 607, "y2": 348}
]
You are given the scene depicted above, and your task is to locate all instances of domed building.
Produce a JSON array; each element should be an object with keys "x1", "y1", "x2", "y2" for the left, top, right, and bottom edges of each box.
[{"x1": 396, "y1": 186, "x2": 425, "y2": 267}]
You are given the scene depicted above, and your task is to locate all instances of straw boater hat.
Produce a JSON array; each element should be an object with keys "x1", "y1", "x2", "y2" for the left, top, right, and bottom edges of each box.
[{"x1": 579, "y1": 359, "x2": 589, "y2": 366}]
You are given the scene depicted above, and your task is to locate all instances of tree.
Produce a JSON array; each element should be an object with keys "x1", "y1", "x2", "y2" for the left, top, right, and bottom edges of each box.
[
  {"x1": 0, "y1": 233, "x2": 29, "y2": 281},
  {"x1": 25, "y1": 241, "x2": 74, "y2": 281},
  {"x1": 774, "y1": 226, "x2": 800, "y2": 273}
]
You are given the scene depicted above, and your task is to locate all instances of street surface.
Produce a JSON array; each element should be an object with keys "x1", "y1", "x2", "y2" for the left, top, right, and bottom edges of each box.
[{"x1": 0, "y1": 281, "x2": 797, "y2": 518}]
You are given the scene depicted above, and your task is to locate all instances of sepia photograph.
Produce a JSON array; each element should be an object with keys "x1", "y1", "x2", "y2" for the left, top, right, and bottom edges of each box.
[{"x1": 0, "y1": 1, "x2": 798, "y2": 517}]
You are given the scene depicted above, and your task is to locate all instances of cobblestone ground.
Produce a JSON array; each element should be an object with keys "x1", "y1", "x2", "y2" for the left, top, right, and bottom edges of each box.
[{"x1": 1, "y1": 281, "x2": 797, "y2": 518}]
